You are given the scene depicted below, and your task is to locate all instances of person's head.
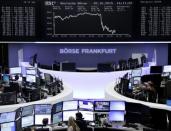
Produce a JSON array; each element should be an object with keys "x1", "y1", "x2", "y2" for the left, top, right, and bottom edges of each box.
[
  {"x1": 76, "y1": 112, "x2": 83, "y2": 120},
  {"x1": 68, "y1": 116, "x2": 76, "y2": 127},
  {"x1": 42, "y1": 118, "x2": 49, "y2": 126}
]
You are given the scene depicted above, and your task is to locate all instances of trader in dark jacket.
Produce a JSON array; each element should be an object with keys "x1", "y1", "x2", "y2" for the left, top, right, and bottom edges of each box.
[{"x1": 75, "y1": 112, "x2": 87, "y2": 131}]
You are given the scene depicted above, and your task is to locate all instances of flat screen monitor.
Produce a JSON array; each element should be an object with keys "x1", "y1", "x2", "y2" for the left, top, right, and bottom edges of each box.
[
  {"x1": 166, "y1": 99, "x2": 171, "y2": 106},
  {"x1": 2, "y1": 74, "x2": 10, "y2": 83},
  {"x1": 22, "y1": 115, "x2": 34, "y2": 128},
  {"x1": 35, "y1": 115, "x2": 51, "y2": 125},
  {"x1": 11, "y1": 75, "x2": 22, "y2": 82},
  {"x1": 63, "y1": 100, "x2": 78, "y2": 111},
  {"x1": 94, "y1": 101, "x2": 110, "y2": 111},
  {"x1": 110, "y1": 101, "x2": 125, "y2": 111},
  {"x1": 62, "y1": 62, "x2": 76, "y2": 71},
  {"x1": 52, "y1": 112, "x2": 63, "y2": 124},
  {"x1": 79, "y1": 101, "x2": 94, "y2": 111},
  {"x1": 1, "y1": 122, "x2": 16, "y2": 131},
  {"x1": 150, "y1": 66, "x2": 163, "y2": 74},
  {"x1": 163, "y1": 65, "x2": 171, "y2": 73},
  {"x1": 133, "y1": 77, "x2": 141, "y2": 85},
  {"x1": 63, "y1": 111, "x2": 78, "y2": 121},
  {"x1": 26, "y1": 75, "x2": 36, "y2": 83},
  {"x1": 109, "y1": 111, "x2": 125, "y2": 122},
  {"x1": 10, "y1": 67, "x2": 21, "y2": 74},
  {"x1": 26, "y1": 68, "x2": 36, "y2": 75},
  {"x1": 22, "y1": 105, "x2": 34, "y2": 116},
  {"x1": 131, "y1": 68, "x2": 142, "y2": 77},
  {"x1": 35, "y1": 104, "x2": 52, "y2": 114},
  {"x1": 0, "y1": 112, "x2": 16, "y2": 124},
  {"x1": 79, "y1": 111, "x2": 94, "y2": 121},
  {"x1": 128, "y1": 82, "x2": 132, "y2": 90},
  {"x1": 55, "y1": 102, "x2": 63, "y2": 113}
]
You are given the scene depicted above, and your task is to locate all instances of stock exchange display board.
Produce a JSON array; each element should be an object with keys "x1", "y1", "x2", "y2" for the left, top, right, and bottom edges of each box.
[{"x1": 0, "y1": 0, "x2": 171, "y2": 42}]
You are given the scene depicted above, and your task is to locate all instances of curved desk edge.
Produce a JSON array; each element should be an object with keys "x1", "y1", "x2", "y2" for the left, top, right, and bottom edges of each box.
[
  {"x1": 105, "y1": 82, "x2": 171, "y2": 111},
  {"x1": 0, "y1": 84, "x2": 73, "y2": 113}
]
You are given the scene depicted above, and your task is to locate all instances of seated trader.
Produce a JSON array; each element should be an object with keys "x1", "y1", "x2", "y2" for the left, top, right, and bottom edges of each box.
[
  {"x1": 68, "y1": 116, "x2": 80, "y2": 131},
  {"x1": 75, "y1": 112, "x2": 87, "y2": 131},
  {"x1": 42, "y1": 118, "x2": 52, "y2": 131},
  {"x1": 134, "y1": 81, "x2": 157, "y2": 102}
]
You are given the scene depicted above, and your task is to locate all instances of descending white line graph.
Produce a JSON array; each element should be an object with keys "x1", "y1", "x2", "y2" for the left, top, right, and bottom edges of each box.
[{"x1": 53, "y1": 12, "x2": 116, "y2": 35}]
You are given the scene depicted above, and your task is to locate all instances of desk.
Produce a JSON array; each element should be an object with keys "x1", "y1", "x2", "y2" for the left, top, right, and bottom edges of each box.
[
  {"x1": 105, "y1": 82, "x2": 171, "y2": 111},
  {"x1": 0, "y1": 84, "x2": 73, "y2": 113}
]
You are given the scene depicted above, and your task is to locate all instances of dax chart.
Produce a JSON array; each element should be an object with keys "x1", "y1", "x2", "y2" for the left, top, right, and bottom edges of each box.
[{"x1": 43, "y1": 0, "x2": 133, "y2": 41}]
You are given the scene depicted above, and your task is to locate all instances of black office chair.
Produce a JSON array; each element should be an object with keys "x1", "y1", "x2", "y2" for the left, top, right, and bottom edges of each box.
[{"x1": 118, "y1": 60, "x2": 127, "y2": 70}]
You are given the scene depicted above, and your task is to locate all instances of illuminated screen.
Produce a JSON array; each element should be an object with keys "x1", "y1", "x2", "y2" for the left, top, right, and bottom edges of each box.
[
  {"x1": 109, "y1": 111, "x2": 125, "y2": 122},
  {"x1": 128, "y1": 83, "x2": 132, "y2": 90},
  {"x1": 55, "y1": 102, "x2": 63, "y2": 112},
  {"x1": 110, "y1": 101, "x2": 125, "y2": 111},
  {"x1": 22, "y1": 115, "x2": 34, "y2": 128},
  {"x1": 79, "y1": 111, "x2": 94, "y2": 121},
  {"x1": 79, "y1": 101, "x2": 93, "y2": 111},
  {"x1": 11, "y1": 75, "x2": 22, "y2": 82},
  {"x1": 22, "y1": 105, "x2": 34, "y2": 116},
  {"x1": 2, "y1": 74, "x2": 10, "y2": 83},
  {"x1": 10, "y1": 67, "x2": 21, "y2": 74},
  {"x1": 163, "y1": 65, "x2": 171, "y2": 73},
  {"x1": 63, "y1": 101, "x2": 78, "y2": 111},
  {"x1": 52, "y1": 112, "x2": 63, "y2": 124},
  {"x1": 26, "y1": 68, "x2": 36, "y2": 75},
  {"x1": 35, "y1": 104, "x2": 52, "y2": 114},
  {"x1": 35, "y1": 115, "x2": 51, "y2": 125},
  {"x1": 63, "y1": 111, "x2": 78, "y2": 121},
  {"x1": 133, "y1": 77, "x2": 141, "y2": 85},
  {"x1": 131, "y1": 68, "x2": 142, "y2": 77},
  {"x1": 1, "y1": 122, "x2": 15, "y2": 131},
  {"x1": 166, "y1": 100, "x2": 171, "y2": 106},
  {"x1": 26, "y1": 75, "x2": 36, "y2": 83},
  {"x1": 94, "y1": 101, "x2": 110, "y2": 111},
  {"x1": 0, "y1": 112, "x2": 16, "y2": 124}
]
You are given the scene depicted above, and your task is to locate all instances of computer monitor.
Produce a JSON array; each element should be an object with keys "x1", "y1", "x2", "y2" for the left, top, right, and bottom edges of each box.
[
  {"x1": 0, "y1": 112, "x2": 16, "y2": 124},
  {"x1": 109, "y1": 111, "x2": 125, "y2": 122},
  {"x1": 26, "y1": 75, "x2": 36, "y2": 83},
  {"x1": 63, "y1": 100, "x2": 78, "y2": 111},
  {"x1": 10, "y1": 67, "x2": 21, "y2": 74},
  {"x1": 94, "y1": 101, "x2": 110, "y2": 111},
  {"x1": 44, "y1": 73, "x2": 53, "y2": 83},
  {"x1": 163, "y1": 65, "x2": 171, "y2": 73},
  {"x1": 2, "y1": 74, "x2": 10, "y2": 83},
  {"x1": 79, "y1": 100, "x2": 94, "y2": 111},
  {"x1": 166, "y1": 99, "x2": 171, "y2": 106},
  {"x1": 35, "y1": 104, "x2": 52, "y2": 114},
  {"x1": 22, "y1": 105, "x2": 34, "y2": 117},
  {"x1": 131, "y1": 68, "x2": 142, "y2": 77},
  {"x1": 26, "y1": 67, "x2": 36, "y2": 75},
  {"x1": 1, "y1": 122, "x2": 16, "y2": 131},
  {"x1": 52, "y1": 112, "x2": 63, "y2": 124},
  {"x1": 22, "y1": 115, "x2": 34, "y2": 128},
  {"x1": 62, "y1": 62, "x2": 76, "y2": 71},
  {"x1": 55, "y1": 102, "x2": 63, "y2": 113},
  {"x1": 110, "y1": 101, "x2": 125, "y2": 111},
  {"x1": 35, "y1": 115, "x2": 51, "y2": 125},
  {"x1": 133, "y1": 77, "x2": 141, "y2": 85},
  {"x1": 63, "y1": 111, "x2": 78, "y2": 121},
  {"x1": 150, "y1": 66, "x2": 163, "y2": 74},
  {"x1": 128, "y1": 82, "x2": 132, "y2": 90},
  {"x1": 79, "y1": 111, "x2": 94, "y2": 121}
]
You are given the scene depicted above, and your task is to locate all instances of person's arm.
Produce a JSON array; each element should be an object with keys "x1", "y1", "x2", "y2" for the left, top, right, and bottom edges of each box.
[{"x1": 67, "y1": 126, "x2": 73, "y2": 131}]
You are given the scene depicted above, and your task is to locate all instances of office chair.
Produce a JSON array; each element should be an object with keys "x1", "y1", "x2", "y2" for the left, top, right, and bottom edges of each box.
[{"x1": 118, "y1": 60, "x2": 127, "y2": 70}]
